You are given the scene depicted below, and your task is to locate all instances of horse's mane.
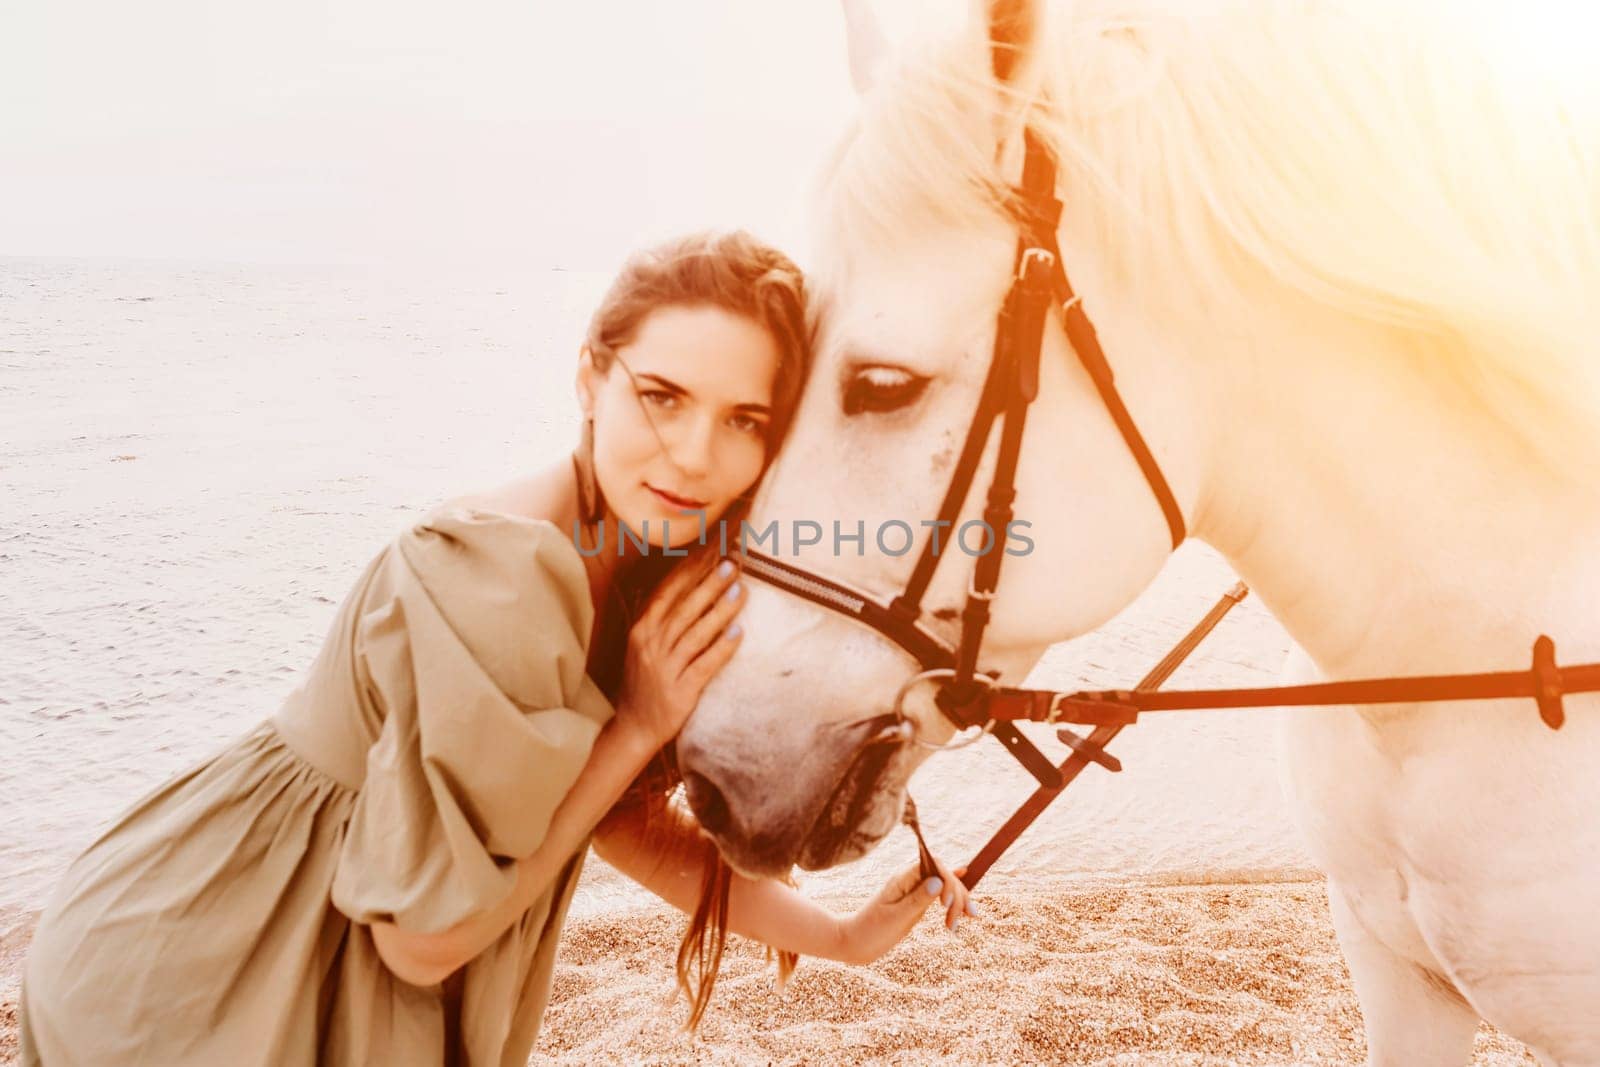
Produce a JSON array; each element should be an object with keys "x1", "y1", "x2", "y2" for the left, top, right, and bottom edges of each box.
[{"x1": 815, "y1": 0, "x2": 1600, "y2": 479}]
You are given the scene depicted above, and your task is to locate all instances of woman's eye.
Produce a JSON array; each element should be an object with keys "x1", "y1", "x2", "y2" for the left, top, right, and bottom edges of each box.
[
  {"x1": 639, "y1": 389, "x2": 679, "y2": 409},
  {"x1": 729, "y1": 413, "x2": 767, "y2": 436},
  {"x1": 841, "y1": 366, "x2": 930, "y2": 416}
]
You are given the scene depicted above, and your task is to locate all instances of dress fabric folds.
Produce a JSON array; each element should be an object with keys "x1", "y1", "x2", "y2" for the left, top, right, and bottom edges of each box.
[{"x1": 20, "y1": 506, "x2": 614, "y2": 1066}]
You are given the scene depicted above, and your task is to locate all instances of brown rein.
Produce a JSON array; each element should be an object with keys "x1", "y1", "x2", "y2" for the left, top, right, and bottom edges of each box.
[
  {"x1": 959, "y1": 630, "x2": 1595, "y2": 734},
  {"x1": 950, "y1": 585, "x2": 1599, "y2": 890}
]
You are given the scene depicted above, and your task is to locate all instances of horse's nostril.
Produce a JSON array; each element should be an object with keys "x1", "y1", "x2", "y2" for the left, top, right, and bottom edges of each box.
[{"x1": 682, "y1": 771, "x2": 732, "y2": 838}]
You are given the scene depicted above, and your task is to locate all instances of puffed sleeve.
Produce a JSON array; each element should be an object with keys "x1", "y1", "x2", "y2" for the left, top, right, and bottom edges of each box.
[{"x1": 330, "y1": 506, "x2": 614, "y2": 934}]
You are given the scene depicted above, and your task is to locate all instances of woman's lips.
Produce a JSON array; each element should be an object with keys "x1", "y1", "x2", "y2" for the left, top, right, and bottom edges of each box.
[{"x1": 645, "y1": 484, "x2": 708, "y2": 510}]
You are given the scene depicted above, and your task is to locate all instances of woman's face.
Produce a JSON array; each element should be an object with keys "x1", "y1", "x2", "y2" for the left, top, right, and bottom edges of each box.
[{"x1": 579, "y1": 304, "x2": 781, "y2": 548}]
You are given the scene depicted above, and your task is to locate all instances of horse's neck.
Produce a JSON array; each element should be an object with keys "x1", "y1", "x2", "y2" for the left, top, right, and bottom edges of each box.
[{"x1": 1190, "y1": 305, "x2": 1600, "y2": 679}]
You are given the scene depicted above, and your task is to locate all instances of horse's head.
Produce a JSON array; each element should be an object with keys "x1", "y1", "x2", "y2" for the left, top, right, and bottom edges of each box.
[
  {"x1": 677, "y1": 0, "x2": 1216, "y2": 878},
  {"x1": 674, "y1": 0, "x2": 1600, "y2": 882}
]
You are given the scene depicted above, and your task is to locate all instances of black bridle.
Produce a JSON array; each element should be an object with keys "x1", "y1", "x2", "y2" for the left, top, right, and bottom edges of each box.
[
  {"x1": 736, "y1": 126, "x2": 1600, "y2": 888},
  {"x1": 739, "y1": 128, "x2": 1183, "y2": 788}
]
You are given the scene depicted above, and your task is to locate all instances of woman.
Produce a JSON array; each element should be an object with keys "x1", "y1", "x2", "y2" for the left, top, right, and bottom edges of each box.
[{"x1": 19, "y1": 230, "x2": 974, "y2": 1065}]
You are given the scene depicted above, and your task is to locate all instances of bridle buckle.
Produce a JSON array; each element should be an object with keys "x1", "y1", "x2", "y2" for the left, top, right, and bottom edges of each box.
[
  {"x1": 1017, "y1": 246, "x2": 1056, "y2": 280},
  {"x1": 891, "y1": 667, "x2": 998, "y2": 751}
]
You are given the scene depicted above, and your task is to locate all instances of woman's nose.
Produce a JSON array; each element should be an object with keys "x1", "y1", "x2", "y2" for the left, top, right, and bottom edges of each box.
[{"x1": 671, "y1": 416, "x2": 717, "y2": 478}]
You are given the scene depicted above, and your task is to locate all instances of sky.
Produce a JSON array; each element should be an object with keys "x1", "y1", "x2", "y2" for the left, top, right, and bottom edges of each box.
[{"x1": 1, "y1": 1, "x2": 961, "y2": 272}]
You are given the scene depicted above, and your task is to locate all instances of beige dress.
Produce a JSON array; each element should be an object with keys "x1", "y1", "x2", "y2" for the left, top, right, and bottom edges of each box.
[{"x1": 20, "y1": 505, "x2": 615, "y2": 1066}]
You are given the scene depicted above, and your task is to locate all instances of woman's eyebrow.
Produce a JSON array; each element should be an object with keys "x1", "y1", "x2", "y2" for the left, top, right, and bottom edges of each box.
[
  {"x1": 635, "y1": 372, "x2": 688, "y2": 394},
  {"x1": 637, "y1": 372, "x2": 770, "y2": 415}
]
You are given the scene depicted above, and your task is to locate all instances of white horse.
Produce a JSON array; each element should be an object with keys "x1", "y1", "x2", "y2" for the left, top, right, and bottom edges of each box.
[{"x1": 678, "y1": 1, "x2": 1600, "y2": 1062}]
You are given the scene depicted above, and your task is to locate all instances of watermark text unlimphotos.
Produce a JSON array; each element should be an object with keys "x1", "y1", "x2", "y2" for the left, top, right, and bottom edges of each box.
[{"x1": 572, "y1": 515, "x2": 1034, "y2": 558}]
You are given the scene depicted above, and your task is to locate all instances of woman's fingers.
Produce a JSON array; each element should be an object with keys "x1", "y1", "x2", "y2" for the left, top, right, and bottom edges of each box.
[
  {"x1": 669, "y1": 573, "x2": 744, "y2": 667},
  {"x1": 927, "y1": 858, "x2": 972, "y2": 931},
  {"x1": 664, "y1": 558, "x2": 741, "y2": 655},
  {"x1": 679, "y1": 616, "x2": 744, "y2": 698},
  {"x1": 640, "y1": 552, "x2": 721, "y2": 631},
  {"x1": 947, "y1": 865, "x2": 973, "y2": 931},
  {"x1": 897, "y1": 862, "x2": 946, "y2": 909}
]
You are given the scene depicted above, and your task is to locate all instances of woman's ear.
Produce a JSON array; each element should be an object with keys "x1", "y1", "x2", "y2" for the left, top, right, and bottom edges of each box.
[{"x1": 576, "y1": 346, "x2": 599, "y2": 419}]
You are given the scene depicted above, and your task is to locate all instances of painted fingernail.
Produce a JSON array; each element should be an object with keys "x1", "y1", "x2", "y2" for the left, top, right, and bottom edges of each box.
[
  {"x1": 725, "y1": 622, "x2": 742, "y2": 640},
  {"x1": 923, "y1": 877, "x2": 942, "y2": 897},
  {"x1": 725, "y1": 582, "x2": 742, "y2": 601},
  {"x1": 966, "y1": 899, "x2": 979, "y2": 917},
  {"x1": 949, "y1": 916, "x2": 961, "y2": 932},
  {"x1": 717, "y1": 560, "x2": 734, "y2": 578}
]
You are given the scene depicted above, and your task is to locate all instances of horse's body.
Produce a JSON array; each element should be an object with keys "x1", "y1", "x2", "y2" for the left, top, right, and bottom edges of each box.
[{"x1": 679, "y1": 1, "x2": 1600, "y2": 1061}]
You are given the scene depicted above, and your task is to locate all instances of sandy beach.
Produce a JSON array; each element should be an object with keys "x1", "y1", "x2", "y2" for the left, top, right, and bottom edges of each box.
[
  {"x1": 541, "y1": 877, "x2": 1536, "y2": 1066},
  {"x1": 0, "y1": 877, "x2": 1537, "y2": 1065}
]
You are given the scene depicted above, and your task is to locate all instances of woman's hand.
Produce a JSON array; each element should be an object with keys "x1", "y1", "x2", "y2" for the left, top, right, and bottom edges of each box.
[
  {"x1": 613, "y1": 554, "x2": 745, "y2": 751},
  {"x1": 835, "y1": 856, "x2": 977, "y2": 966}
]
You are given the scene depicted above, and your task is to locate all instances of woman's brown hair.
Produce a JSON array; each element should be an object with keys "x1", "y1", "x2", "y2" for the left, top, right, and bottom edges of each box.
[
  {"x1": 578, "y1": 229, "x2": 811, "y2": 1031},
  {"x1": 583, "y1": 229, "x2": 811, "y2": 458}
]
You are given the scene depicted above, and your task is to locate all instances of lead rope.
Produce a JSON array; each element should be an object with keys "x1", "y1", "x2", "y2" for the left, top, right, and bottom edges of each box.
[{"x1": 900, "y1": 795, "x2": 941, "y2": 884}]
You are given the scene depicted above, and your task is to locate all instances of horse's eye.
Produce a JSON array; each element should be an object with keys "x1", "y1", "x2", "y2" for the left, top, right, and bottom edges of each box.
[{"x1": 842, "y1": 366, "x2": 930, "y2": 416}]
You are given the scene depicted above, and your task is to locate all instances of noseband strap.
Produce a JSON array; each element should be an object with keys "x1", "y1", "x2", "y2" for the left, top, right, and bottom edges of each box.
[{"x1": 736, "y1": 549, "x2": 955, "y2": 672}]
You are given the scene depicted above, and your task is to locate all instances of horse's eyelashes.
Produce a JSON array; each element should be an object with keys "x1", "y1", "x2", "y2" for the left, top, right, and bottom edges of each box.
[{"x1": 841, "y1": 367, "x2": 930, "y2": 416}]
